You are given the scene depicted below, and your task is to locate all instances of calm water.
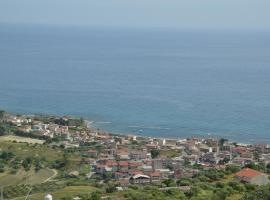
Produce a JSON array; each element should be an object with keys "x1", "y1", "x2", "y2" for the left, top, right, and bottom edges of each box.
[{"x1": 1, "y1": 24, "x2": 270, "y2": 143}]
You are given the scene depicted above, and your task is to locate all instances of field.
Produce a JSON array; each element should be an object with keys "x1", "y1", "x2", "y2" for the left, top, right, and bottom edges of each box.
[
  {"x1": 0, "y1": 137, "x2": 95, "y2": 199},
  {"x1": 0, "y1": 135, "x2": 45, "y2": 144},
  {"x1": 0, "y1": 140, "x2": 63, "y2": 162},
  {"x1": 15, "y1": 186, "x2": 99, "y2": 200},
  {"x1": 0, "y1": 168, "x2": 55, "y2": 187}
]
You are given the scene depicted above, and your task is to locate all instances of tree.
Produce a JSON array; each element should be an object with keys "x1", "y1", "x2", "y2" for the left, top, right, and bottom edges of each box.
[
  {"x1": 22, "y1": 157, "x2": 32, "y2": 170},
  {"x1": 0, "y1": 163, "x2": 5, "y2": 173},
  {"x1": 35, "y1": 159, "x2": 42, "y2": 171},
  {"x1": 0, "y1": 110, "x2": 5, "y2": 120},
  {"x1": 104, "y1": 171, "x2": 113, "y2": 183},
  {"x1": 150, "y1": 149, "x2": 160, "y2": 159},
  {"x1": 90, "y1": 191, "x2": 101, "y2": 200},
  {"x1": 184, "y1": 186, "x2": 200, "y2": 198},
  {"x1": 0, "y1": 151, "x2": 14, "y2": 161},
  {"x1": 225, "y1": 165, "x2": 241, "y2": 174},
  {"x1": 162, "y1": 179, "x2": 175, "y2": 187},
  {"x1": 219, "y1": 138, "x2": 228, "y2": 147},
  {"x1": 0, "y1": 125, "x2": 6, "y2": 136},
  {"x1": 176, "y1": 178, "x2": 191, "y2": 186},
  {"x1": 212, "y1": 188, "x2": 230, "y2": 200},
  {"x1": 242, "y1": 186, "x2": 270, "y2": 200},
  {"x1": 105, "y1": 183, "x2": 116, "y2": 193}
]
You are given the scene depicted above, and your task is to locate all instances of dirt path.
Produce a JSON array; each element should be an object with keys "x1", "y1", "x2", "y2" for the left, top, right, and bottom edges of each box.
[{"x1": 42, "y1": 169, "x2": 58, "y2": 183}]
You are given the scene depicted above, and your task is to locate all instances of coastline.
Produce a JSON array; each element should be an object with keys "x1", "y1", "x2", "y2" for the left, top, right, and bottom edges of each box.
[{"x1": 0, "y1": 109, "x2": 265, "y2": 145}]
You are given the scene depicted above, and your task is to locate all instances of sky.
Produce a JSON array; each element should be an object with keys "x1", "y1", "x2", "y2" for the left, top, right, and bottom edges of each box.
[{"x1": 0, "y1": 0, "x2": 270, "y2": 30}]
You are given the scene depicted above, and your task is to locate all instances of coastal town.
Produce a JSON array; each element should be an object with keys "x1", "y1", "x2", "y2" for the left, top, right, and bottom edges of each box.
[{"x1": 1, "y1": 110, "x2": 270, "y2": 199}]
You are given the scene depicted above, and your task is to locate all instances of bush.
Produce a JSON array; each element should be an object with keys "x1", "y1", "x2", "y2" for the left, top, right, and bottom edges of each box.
[
  {"x1": 225, "y1": 165, "x2": 241, "y2": 174},
  {"x1": 10, "y1": 168, "x2": 18, "y2": 174},
  {"x1": 177, "y1": 178, "x2": 192, "y2": 186}
]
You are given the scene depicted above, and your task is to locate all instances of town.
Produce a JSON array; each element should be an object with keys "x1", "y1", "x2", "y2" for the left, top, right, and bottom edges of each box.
[{"x1": 1, "y1": 110, "x2": 270, "y2": 200}]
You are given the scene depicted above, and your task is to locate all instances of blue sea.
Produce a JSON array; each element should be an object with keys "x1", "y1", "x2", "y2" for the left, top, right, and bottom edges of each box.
[{"x1": 0, "y1": 24, "x2": 270, "y2": 143}]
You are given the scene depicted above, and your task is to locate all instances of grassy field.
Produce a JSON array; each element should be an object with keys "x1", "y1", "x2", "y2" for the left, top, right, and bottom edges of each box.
[
  {"x1": 0, "y1": 168, "x2": 55, "y2": 187},
  {"x1": 15, "y1": 186, "x2": 99, "y2": 200},
  {"x1": 227, "y1": 194, "x2": 243, "y2": 200},
  {"x1": 160, "y1": 149, "x2": 182, "y2": 158},
  {"x1": 0, "y1": 140, "x2": 63, "y2": 162},
  {"x1": 0, "y1": 135, "x2": 45, "y2": 144}
]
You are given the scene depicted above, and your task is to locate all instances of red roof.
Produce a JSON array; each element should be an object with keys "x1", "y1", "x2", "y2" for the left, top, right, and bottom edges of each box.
[
  {"x1": 105, "y1": 160, "x2": 118, "y2": 167},
  {"x1": 233, "y1": 147, "x2": 247, "y2": 154},
  {"x1": 235, "y1": 168, "x2": 265, "y2": 178},
  {"x1": 129, "y1": 169, "x2": 143, "y2": 175},
  {"x1": 129, "y1": 161, "x2": 142, "y2": 167},
  {"x1": 119, "y1": 161, "x2": 129, "y2": 167},
  {"x1": 150, "y1": 171, "x2": 161, "y2": 177},
  {"x1": 118, "y1": 178, "x2": 130, "y2": 184}
]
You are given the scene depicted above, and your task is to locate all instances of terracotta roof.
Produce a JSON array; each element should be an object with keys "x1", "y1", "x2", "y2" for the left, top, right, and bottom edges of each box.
[
  {"x1": 105, "y1": 160, "x2": 118, "y2": 167},
  {"x1": 114, "y1": 171, "x2": 124, "y2": 176},
  {"x1": 129, "y1": 169, "x2": 143, "y2": 175},
  {"x1": 129, "y1": 162, "x2": 142, "y2": 167},
  {"x1": 118, "y1": 178, "x2": 130, "y2": 184},
  {"x1": 119, "y1": 161, "x2": 129, "y2": 167},
  {"x1": 150, "y1": 171, "x2": 161, "y2": 177},
  {"x1": 233, "y1": 147, "x2": 247, "y2": 153},
  {"x1": 96, "y1": 164, "x2": 106, "y2": 169},
  {"x1": 235, "y1": 168, "x2": 265, "y2": 178}
]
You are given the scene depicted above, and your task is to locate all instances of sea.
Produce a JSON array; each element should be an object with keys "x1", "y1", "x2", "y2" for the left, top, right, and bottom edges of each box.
[{"x1": 0, "y1": 24, "x2": 270, "y2": 143}]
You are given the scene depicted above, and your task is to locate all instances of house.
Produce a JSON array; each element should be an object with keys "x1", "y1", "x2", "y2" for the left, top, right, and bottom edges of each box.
[
  {"x1": 139, "y1": 165, "x2": 153, "y2": 175},
  {"x1": 81, "y1": 158, "x2": 96, "y2": 165},
  {"x1": 85, "y1": 150, "x2": 98, "y2": 158},
  {"x1": 231, "y1": 157, "x2": 253, "y2": 167},
  {"x1": 118, "y1": 178, "x2": 130, "y2": 189},
  {"x1": 105, "y1": 160, "x2": 118, "y2": 172},
  {"x1": 146, "y1": 144, "x2": 158, "y2": 151},
  {"x1": 130, "y1": 151, "x2": 148, "y2": 160},
  {"x1": 116, "y1": 150, "x2": 130, "y2": 160},
  {"x1": 129, "y1": 161, "x2": 142, "y2": 169},
  {"x1": 114, "y1": 171, "x2": 128, "y2": 179},
  {"x1": 235, "y1": 168, "x2": 270, "y2": 185},
  {"x1": 158, "y1": 169, "x2": 174, "y2": 179},
  {"x1": 130, "y1": 174, "x2": 150, "y2": 184},
  {"x1": 128, "y1": 169, "x2": 143, "y2": 176},
  {"x1": 118, "y1": 161, "x2": 129, "y2": 173},
  {"x1": 150, "y1": 171, "x2": 161, "y2": 183},
  {"x1": 152, "y1": 158, "x2": 172, "y2": 170},
  {"x1": 200, "y1": 152, "x2": 218, "y2": 164}
]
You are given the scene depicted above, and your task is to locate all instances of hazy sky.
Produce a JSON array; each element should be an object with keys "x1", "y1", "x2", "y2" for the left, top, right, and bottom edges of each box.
[{"x1": 0, "y1": 0, "x2": 270, "y2": 30}]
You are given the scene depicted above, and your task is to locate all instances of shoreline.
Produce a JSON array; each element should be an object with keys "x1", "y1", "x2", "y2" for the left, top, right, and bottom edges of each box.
[{"x1": 0, "y1": 109, "x2": 267, "y2": 145}]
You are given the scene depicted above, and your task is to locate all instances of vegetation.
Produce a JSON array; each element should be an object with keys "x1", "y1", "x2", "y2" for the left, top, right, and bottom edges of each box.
[
  {"x1": 1, "y1": 111, "x2": 270, "y2": 200},
  {"x1": 150, "y1": 149, "x2": 160, "y2": 159}
]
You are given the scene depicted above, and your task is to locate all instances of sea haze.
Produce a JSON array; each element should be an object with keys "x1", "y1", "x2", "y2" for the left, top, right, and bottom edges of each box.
[{"x1": 0, "y1": 24, "x2": 270, "y2": 143}]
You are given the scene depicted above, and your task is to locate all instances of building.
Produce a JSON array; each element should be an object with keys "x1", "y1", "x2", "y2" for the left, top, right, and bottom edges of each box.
[
  {"x1": 130, "y1": 174, "x2": 150, "y2": 184},
  {"x1": 150, "y1": 171, "x2": 161, "y2": 183},
  {"x1": 130, "y1": 151, "x2": 148, "y2": 160},
  {"x1": 235, "y1": 168, "x2": 270, "y2": 185},
  {"x1": 85, "y1": 150, "x2": 98, "y2": 158}
]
